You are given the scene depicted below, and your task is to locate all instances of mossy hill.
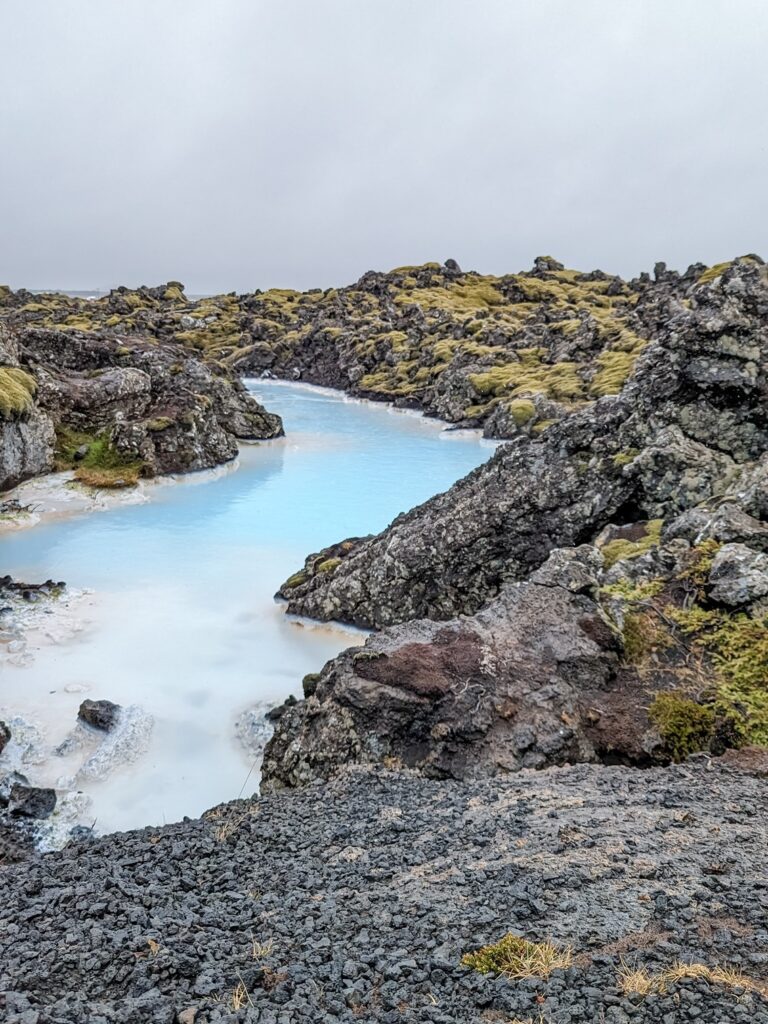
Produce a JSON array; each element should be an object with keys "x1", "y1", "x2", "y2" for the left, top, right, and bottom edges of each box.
[{"x1": 3, "y1": 255, "x2": 760, "y2": 438}]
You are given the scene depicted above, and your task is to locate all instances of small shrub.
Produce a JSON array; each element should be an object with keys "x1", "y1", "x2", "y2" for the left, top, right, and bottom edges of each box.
[
  {"x1": 461, "y1": 934, "x2": 572, "y2": 979},
  {"x1": 302, "y1": 673, "x2": 321, "y2": 698},
  {"x1": 669, "y1": 605, "x2": 768, "y2": 744},
  {"x1": 622, "y1": 611, "x2": 671, "y2": 664}
]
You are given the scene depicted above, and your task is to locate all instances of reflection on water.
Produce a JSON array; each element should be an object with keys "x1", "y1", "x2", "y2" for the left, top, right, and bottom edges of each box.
[{"x1": 0, "y1": 382, "x2": 496, "y2": 833}]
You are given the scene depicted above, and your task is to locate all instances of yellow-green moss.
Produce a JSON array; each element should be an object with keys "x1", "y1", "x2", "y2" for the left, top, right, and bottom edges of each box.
[
  {"x1": 507, "y1": 398, "x2": 536, "y2": 427},
  {"x1": 58, "y1": 316, "x2": 97, "y2": 332},
  {"x1": 283, "y1": 571, "x2": 307, "y2": 590},
  {"x1": 590, "y1": 349, "x2": 641, "y2": 397},
  {"x1": 697, "y1": 261, "x2": 733, "y2": 285},
  {"x1": 532, "y1": 418, "x2": 558, "y2": 434},
  {"x1": 600, "y1": 520, "x2": 663, "y2": 569},
  {"x1": 602, "y1": 578, "x2": 664, "y2": 602},
  {"x1": 394, "y1": 280, "x2": 504, "y2": 314},
  {"x1": 613, "y1": 449, "x2": 640, "y2": 467},
  {"x1": 145, "y1": 417, "x2": 174, "y2": 432},
  {"x1": 670, "y1": 606, "x2": 768, "y2": 744},
  {"x1": 0, "y1": 367, "x2": 37, "y2": 419},
  {"x1": 469, "y1": 352, "x2": 583, "y2": 403},
  {"x1": 163, "y1": 283, "x2": 185, "y2": 302},
  {"x1": 317, "y1": 558, "x2": 342, "y2": 574},
  {"x1": 648, "y1": 692, "x2": 715, "y2": 761}
]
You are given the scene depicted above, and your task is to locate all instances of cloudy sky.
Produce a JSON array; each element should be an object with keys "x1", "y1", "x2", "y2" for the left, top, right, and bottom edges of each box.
[{"x1": 1, "y1": 1, "x2": 765, "y2": 293}]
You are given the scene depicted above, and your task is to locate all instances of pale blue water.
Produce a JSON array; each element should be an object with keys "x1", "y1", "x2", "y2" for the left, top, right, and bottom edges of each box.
[{"x1": 0, "y1": 382, "x2": 495, "y2": 832}]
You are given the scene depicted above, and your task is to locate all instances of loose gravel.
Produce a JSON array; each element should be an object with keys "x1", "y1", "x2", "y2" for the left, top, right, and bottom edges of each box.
[{"x1": 1, "y1": 756, "x2": 767, "y2": 1023}]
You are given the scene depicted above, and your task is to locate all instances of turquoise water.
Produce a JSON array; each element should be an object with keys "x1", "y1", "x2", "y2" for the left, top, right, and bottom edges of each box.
[{"x1": 0, "y1": 382, "x2": 495, "y2": 832}]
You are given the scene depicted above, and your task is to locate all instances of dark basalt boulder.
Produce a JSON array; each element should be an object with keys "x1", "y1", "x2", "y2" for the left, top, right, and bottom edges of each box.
[
  {"x1": 263, "y1": 495, "x2": 768, "y2": 790},
  {"x1": 263, "y1": 559, "x2": 641, "y2": 790},
  {"x1": 78, "y1": 699, "x2": 121, "y2": 731},
  {"x1": 8, "y1": 783, "x2": 56, "y2": 819}
]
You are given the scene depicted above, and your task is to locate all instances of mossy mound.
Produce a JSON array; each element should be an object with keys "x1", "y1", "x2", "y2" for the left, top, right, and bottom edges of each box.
[
  {"x1": 0, "y1": 367, "x2": 36, "y2": 419},
  {"x1": 55, "y1": 428, "x2": 144, "y2": 489}
]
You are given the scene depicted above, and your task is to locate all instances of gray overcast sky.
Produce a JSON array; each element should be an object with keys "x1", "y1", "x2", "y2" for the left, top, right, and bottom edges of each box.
[{"x1": 1, "y1": 1, "x2": 766, "y2": 293}]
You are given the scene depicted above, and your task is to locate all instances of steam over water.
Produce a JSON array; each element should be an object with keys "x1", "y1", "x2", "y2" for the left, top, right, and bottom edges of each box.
[{"x1": 0, "y1": 382, "x2": 495, "y2": 834}]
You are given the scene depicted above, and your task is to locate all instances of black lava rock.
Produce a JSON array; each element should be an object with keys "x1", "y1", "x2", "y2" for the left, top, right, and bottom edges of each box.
[{"x1": 78, "y1": 699, "x2": 121, "y2": 731}]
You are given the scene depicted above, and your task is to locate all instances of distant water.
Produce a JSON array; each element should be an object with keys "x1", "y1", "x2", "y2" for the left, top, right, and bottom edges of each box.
[{"x1": 0, "y1": 383, "x2": 495, "y2": 833}]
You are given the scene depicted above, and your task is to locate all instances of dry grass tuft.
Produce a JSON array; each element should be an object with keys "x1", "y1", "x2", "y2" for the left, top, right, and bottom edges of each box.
[
  {"x1": 462, "y1": 934, "x2": 572, "y2": 979},
  {"x1": 205, "y1": 802, "x2": 259, "y2": 842},
  {"x1": 618, "y1": 959, "x2": 768, "y2": 999},
  {"x1": 230, "y1": 977, "x2": 253, "y2": 1011},
  {"x1": 251, "y1": 935, "x2": 275, "y2": 960},
  {"x1": 617, "y1": 960, "x2": 656, "y2": 996}
]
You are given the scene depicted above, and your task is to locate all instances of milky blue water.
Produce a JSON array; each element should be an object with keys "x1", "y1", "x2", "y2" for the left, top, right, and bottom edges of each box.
[{"x1": 0, "y1": 382, "x2": 495, "y2": 832}]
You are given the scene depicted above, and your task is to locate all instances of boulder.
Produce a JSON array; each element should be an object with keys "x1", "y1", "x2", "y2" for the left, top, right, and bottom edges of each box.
[
  {"x1": 0, "y1": 720, "x2": 10, "y2": 755},
  {"x1": 262, "y1": 566, "x2": 664, "y2": 790},
  {"x1": 708, "y1": 543, "x2": 768, "y2": 607},
  {"x1": 8, "y1": 783, "x2": 56, "y2": 819},
  {"x1": 78, "y1": 699, "x2": 121, "y2": 731},
  {"x1": 0, "y1": 771, "x2": 29, "y2": 805}
]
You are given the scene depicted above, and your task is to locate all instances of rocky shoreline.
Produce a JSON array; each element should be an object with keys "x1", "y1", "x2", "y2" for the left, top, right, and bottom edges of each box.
[
  {"x1": 264, "y1": 256, "x2": 768, "y2": 787},
  {"x1": 2, "y1": 255, "x2": 768, "y2": 1021},
  {"x1": 0, "y1": 319, "x2": 283, "y2": 494}
]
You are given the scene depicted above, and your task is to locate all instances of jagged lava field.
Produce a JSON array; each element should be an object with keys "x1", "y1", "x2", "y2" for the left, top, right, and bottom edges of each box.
[{"x1": 0, "y1": 255, "x2": 767, "y2": 1023}]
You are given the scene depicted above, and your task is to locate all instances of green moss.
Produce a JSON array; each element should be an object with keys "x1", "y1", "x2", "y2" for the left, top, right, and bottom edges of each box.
[
  {"x1": 590, "y1": 349, "x2": 642, "y2": 397},
  {"x1": 507, "y1": 398, "x2": 536, "y2": 427},
  {"x1": 600, "y1": 519, "x2": 663, "y2": 569},
  {"x1": 145, "y1": 417, "x2": 174, "y2": 432},
  {"x1": 670, "y1": 606, "x2": 768, "y2": 744},
  {"x1": 283, "y1": 571, "x2": 307, "y2": 590},
  {"x1": 56, "y1": 427, "x2": 143, "y2": 488},
  {"x1": 0, "y1": 367, "x2": 37, "y2": 419},
  {"x1": 317, "y1": 557, "x2": 342, "y2": 574},
  {"x1": 648, "y1": 692, "x2": 715, "y2": 761},
  {"x1": 613, "y1": 449, "x2": 640, "y2": 467}
]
